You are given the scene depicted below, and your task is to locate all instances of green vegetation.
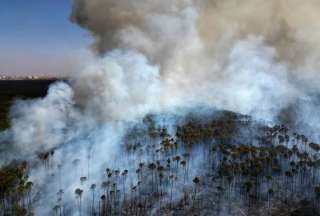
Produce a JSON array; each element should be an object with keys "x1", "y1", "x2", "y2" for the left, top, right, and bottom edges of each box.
[{"x1": 0, "y1": 162, "x2": 33, "y2": 216}]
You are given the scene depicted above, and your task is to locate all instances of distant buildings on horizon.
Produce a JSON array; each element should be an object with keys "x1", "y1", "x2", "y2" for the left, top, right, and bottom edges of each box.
[{"x1": 0, "y1": 75, "x2": 64, "y2": 80}]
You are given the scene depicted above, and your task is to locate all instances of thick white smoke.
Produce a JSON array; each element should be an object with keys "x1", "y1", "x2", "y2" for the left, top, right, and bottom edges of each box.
[
  {"x1": 72, "y1": 50, "x2": 161, "y2": 122},
  {"x1": 9, "y1": 83, "x2": 74, "y2": 155},
  {"x1": 1, "y1": 0, "x2": 320, "y2": 215},
  {"x1": 70, "y1": 0, "x2": 320, "y2": 121}
]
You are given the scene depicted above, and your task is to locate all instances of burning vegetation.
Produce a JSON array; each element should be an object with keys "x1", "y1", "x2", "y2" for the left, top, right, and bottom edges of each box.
[{"x1": 2, "y1": 110, "x2": 320, "y2": 215}]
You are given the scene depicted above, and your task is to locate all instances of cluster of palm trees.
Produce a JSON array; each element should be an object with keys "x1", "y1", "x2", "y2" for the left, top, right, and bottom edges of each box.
[
  {"x1": 66, "y1": 113, "x2": 317, "y2": 214},
  {"x1": 0, "y1": 161, "x2": 33, "y2": 216},
  {"x1": 3, "y1": 110, "x2": 320, "y2": 215},
  {"x1": 51, "y1": 112, "x2": 320, "y2": 215}
]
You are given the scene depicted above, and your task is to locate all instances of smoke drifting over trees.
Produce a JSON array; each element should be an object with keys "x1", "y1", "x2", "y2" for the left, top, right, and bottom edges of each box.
[{"x1": 1, "y1": 0, "x2": 320, "y2": 215}]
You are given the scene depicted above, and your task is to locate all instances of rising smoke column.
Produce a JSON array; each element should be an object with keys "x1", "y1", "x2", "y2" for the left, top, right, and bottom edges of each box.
[{"x1": 70, "y1": 0, "x2": 320, "y2": 122}]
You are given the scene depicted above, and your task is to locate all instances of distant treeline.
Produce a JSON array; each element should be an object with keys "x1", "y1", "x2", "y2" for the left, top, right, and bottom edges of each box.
[
  {"x1": 0, "y1": 79, "x2": 66, "y2": 97},
  {"x1": 0, "y1": 79, "x2": 65, "y2": 129}
]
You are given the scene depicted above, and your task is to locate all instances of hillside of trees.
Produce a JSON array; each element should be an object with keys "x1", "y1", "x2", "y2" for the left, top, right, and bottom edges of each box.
[{"x1": 1, "y1": 110, "x2": 320, "y2": 215}]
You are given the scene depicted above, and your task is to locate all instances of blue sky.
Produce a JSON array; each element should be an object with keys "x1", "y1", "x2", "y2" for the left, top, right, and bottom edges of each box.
[{"x1": 0, "y1": 0, "x2": 92, "y2": 76}]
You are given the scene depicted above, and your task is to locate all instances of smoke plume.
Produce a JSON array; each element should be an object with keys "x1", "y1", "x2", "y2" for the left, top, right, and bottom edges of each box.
[{"x1": 70, "y1": 0, "x2": 320, "y2": 122}]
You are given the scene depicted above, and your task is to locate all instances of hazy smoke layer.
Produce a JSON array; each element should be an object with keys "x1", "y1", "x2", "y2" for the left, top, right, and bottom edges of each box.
[{"x1": 1, "y1": 0, "x2": 320, "y2": 215}]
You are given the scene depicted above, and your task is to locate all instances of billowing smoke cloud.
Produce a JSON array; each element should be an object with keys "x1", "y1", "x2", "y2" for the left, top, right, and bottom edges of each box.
[
  {"x1": 10, "y1": 83, "x2": 74, "y2": 155},
  {"x1": 1, "y1": 0, "x2": 320, "y2": 215},
  {"x1": 70, "y1": 0, "x2": 320, "y2": 121},
  {"x1": 71, "y1": 0, "x2": 320, "y2": 70},
  {"x1": 71, "y1": 50, "x2": 161, "y2": 122}
]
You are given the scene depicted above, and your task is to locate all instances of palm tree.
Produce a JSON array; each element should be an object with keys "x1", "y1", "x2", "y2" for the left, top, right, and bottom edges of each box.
[
  {"x1": 131, "y1": 186, "x2": 137, "y2": 214},
  {"x1": 87, "y1": 153, "x2": 91, "y2": 180},
  {"x1": 75, "y1": 188, "x2": 83, "y2": 216},
  {"x1": 180, "y1": 160, "x2": 187, "y2": 183},
  {"x1": 159, "y1": 172, "x2": 164, "y2": 197},
  {"x1": 57, "y1": 189, "x2": 64, "y2": 216},
  {"x1": 173, "y1": 155, "x2": 181, "y2": 170},
  {"x1": 192, "y1": 177, "x2": 200, "y2": 210},
  {"x1": 114, "y1": 170, "x2": 120, "y2": 183},
  {"x1": 100, "y1": 195, "x2": 106, "y2": 215},
  {"x1": 90, "y1": 184, "x2": 96, "y2": 215},
  {"x1": 169, "y1": 174, "x2": 177, "y2": 208},
  {"x1": 148, "y1": 163, "x2": 156, "y2": 193},
  {"x1": 122, "y1": 170, "x2": 128, "y2": 202},
  {"x1": 193, "y1": 177, "x2": 200, "y2": 196},
  {"x1": 101, "y1": 181, "x2": 110, "y2": 212},
  {"x1": 166, "y1": 158, "x2": 171, "y2": 170},
  {"x1": 25, "y1": 181, "x2": 33, "y2": 209},
  {"x1": 53, "y1": 205, "x2": 60, "y2": 216},
  {"x1": 38, "y1": 152, "x2": 50, "y2": 168},
  {"x1": 267, "y1": 188, "x2": 274, "y2": 214},
  {"x1": 80, "y1": 176, "x2": 87, "y2": 185}
]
